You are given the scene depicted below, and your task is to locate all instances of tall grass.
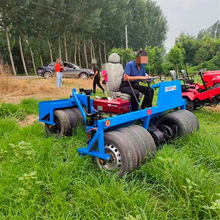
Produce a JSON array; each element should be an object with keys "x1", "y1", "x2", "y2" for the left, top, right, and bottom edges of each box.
[{"x1": 0, "y1": 99, "x2": 220, "y2": 219}]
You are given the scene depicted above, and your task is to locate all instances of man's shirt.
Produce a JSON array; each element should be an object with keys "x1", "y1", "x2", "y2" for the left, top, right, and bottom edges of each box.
[
  {"x1": 122, "y1": 60, "x2": 146, "y2": 83},
  {"x1": 92, "y1": 65, "x2": 100, "y2": 78},
  {"x1": 54, "y1": 63, "x2": 63, "y2": 72}
]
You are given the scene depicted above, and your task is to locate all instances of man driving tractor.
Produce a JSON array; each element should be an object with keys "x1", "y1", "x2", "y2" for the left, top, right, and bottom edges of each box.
[{"x1": 119, "y1": 49, "x2": 154, "y2": 111}]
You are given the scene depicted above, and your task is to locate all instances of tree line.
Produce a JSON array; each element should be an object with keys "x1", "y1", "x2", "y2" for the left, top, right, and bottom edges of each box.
[
  {"x1": 0, "y1": 0, "x2": 167, "y2": 75},
  {"x1": 110, "y1": 21, "x2": 220, "y2": 75},
  {"x1": 166, "y1": 20, "x2": 220, "y2": 74}
]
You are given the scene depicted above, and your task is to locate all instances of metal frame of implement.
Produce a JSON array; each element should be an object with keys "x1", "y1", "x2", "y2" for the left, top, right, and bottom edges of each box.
[{"x1": 39, "y1": 80, "x2": 186, "y2": 161}]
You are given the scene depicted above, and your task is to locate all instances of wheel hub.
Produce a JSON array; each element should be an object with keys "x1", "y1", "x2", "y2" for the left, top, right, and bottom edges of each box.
[
  {"x1": 97, "y1": 144, "x2": 122, "y2": 170},
  {"x1": 159, "y1": 124, "x2": 174, "y2": 140}
]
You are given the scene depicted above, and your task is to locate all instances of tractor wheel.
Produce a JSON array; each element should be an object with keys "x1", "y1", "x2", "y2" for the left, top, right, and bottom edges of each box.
[
  {"x1": 176, "y1": 109, "x2": 199, "y2": 131},
  {"x1": 131, "y1": 125, "x2": 157, "y2": 156},
  {"x1": 155, "y1": 110, "x2": 193, "y2": 136},
  {"x1": 116, "y1": 127, "x2": 143, "y2": 166},
  {"x1": 62, "y1": 108, "x2": 79, "y2": 135},
  {"x1": 93, "y1": 130, "x2": 138, "y2": 176},
  {"x1": 186, "y1": 100, "x2": 195, "y2": 112},
  {"x1": 213, "y1": 83, "x2": 220, "y2": 101},
  {"x1": 45, "y1": 110, "x2": 71, "y2": 137}
]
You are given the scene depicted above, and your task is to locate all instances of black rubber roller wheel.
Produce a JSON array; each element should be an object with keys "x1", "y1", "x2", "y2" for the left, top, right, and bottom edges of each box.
[
  {"x1": 70, "y1": 107, "x2": 86, "y2": 125},
  {"x1": 45, "y1": 110, "x2": 71, "y2": 137},
  {"x1": 93, "y1": 130, "x2": 138, "y2": 176},
  {"x1": 176, "y1": 109, "x2": 199, "y2": 131},
  {"x1": 62, "y1": 108, "x2": 79, "y2": 135},
  {"x1": 155, "y1": 110, "x2": 193, "y2": 136},
  {"x1": 131, "y1": 125, "x2": 157, "y2": 157},
  {"x1": 116, "y1": 127, "x2": 143, "y2": 166},
  {"x1": 120, "y1": 125, "x2": 148, "y2": 164}
]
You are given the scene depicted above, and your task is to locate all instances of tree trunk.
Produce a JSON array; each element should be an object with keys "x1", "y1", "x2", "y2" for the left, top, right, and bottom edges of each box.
[
  {"x1": 84, "y1": 39, "x2": 88, "y2": 69},
  {"x1": 92, "y1": 40, "x2": 95, "y2": 59},
  {"x1": 30, "y1": 47, "x2": 37, "y2": 75},
  {"x1": 90, "y1": 37, "x2": 93, "y2": 61},
  {"x1": 5, "y1": 26, "x2": 16, "y2": 75},
  {"x1": 64, "y1": 32, "x2": 68, "y2": 61},
  {"x1": 78, "y1": 43, "x2": 81, "y2": 67},
  {"x1": 48, "y1": 41, "x2": 53, "y2": 62},
  {"x1": 98, "y1": 41, "x2": 102, "y2": 66},
  {"x1": 74, "y1": 35, "x2": 77, "y2": 64},
  {"x1": 19, "y1": 36, "x2": 28, "y2": 76},
  {"x1": 104, "y1": 41, "x2": 107, "y2": 63},
  {"x1": 58, "y1": 37, "x2": 61, "y2": 59},
  {"x1": 176, "y1": 64, "x2": 179, "y2": 74},
  {"x1": 40, "y1": 55, "x2": 43, "y2": 66}
]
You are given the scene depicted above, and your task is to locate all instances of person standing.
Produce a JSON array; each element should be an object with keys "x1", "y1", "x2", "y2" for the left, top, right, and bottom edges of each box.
[
  {"x1": 92, "y1": 63, "x2": 104, "y2": 94},
  {"x1": 55, "y1": 58, "x2": 64, "y2": 88},
  {"x1": 102, "y1": 70, "x2": 109, "y2": 96}
]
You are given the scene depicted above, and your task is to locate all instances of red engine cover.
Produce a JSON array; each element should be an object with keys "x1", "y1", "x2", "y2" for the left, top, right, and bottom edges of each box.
[
  {"x1": 203, "y1": 70, "x2": 220, "y2": 87},
  {"x1": 93, "y1": 98, "x2": 130, "y2": 114}
]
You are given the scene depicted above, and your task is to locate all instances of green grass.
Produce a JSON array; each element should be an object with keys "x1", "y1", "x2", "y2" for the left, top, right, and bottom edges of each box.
[
  {"x1": 0, "y1": 98, "x2": 39, "y2": 120},
  {"x1": 0, "y1": 99, "x2": 220, "y2": 219}
]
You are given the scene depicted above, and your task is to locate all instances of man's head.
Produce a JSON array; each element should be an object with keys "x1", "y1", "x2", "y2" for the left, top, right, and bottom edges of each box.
[{"x1": 135, "y1": 49, "x2": 148, "y2": 65}]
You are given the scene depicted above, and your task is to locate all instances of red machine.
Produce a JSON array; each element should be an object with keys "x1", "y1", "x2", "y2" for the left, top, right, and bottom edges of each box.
[
  {"x1": 181, "y1": 70, "x2": 220, "y2": 110},
  {"x1": 93, "y1": 98, "x2": 130, "y2": 114}
]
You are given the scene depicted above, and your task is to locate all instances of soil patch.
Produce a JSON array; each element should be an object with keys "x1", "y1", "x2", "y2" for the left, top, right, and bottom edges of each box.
[{"x1": 19, "y1": 114, "x2": 38, "y2": 127}]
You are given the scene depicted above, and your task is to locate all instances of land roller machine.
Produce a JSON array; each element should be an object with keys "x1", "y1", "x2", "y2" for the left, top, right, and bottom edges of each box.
[{"x1": 39, "y1": 78, "x2": 199, "y2": 176}]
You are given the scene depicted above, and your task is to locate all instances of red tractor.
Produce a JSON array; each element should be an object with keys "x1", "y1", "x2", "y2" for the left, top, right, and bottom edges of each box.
[{"x1": 171, "y1": 70, "x2": 220, "y2": 111}]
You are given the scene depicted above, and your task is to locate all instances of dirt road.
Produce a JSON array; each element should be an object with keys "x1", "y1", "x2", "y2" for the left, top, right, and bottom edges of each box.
[{"x1": 15, "y1": 76, "x2": 41, "y2": 80}]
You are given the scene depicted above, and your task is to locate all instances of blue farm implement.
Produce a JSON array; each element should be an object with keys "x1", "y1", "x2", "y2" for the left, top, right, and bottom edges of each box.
[{"x1": 39, "y1": 79, "x2": 199, "y2": 175}]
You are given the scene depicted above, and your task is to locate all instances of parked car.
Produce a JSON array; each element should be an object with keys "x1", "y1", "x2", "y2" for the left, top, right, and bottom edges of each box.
[{"x1": 37, "y1": 62, "x2": 94, "y2": 79}]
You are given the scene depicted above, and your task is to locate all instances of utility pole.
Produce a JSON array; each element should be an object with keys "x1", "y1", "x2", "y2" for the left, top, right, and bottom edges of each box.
[{"x1": 125, "y1": 25, "x2": 128, "y2": 49}]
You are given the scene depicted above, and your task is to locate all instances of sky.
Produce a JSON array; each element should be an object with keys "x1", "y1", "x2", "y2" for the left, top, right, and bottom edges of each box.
[{"x1": 155, "y1": 0, "x2": 220, "y2": 52}]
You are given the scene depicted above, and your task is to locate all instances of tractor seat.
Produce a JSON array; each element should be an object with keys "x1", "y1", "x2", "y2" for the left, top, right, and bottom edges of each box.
[
  {"x1": 105, "y1": 53, "x2": 131, "y2": 101},
  {"x1": 184, "y1": 78, "x2": 195, "y2": 84},
  {"x1": 181, "y1": 70, "x2": 195, "y2": 84},
  {"x1": 170, "y1": 70, "x2": 178, "y2": 81}
]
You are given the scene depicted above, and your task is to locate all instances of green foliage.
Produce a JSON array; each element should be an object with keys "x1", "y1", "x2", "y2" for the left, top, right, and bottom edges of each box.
[
  {"x1": 146, "y1": 46, "x2": 163, "y2": 74},
  {"x1": 167, "y1": 45, "x2": 184, "y2": 73},
  {"x1": 0, "y1": 100, "x2": 220, "y2": 219},
  {"x1": 161, "y1": 62, "x2": 175, "y2": 75},
  {"x1": 176, "y1": 33, "x2": 197, "y2": 66},
  {"x1": 194, "y1": 47, "x2": 210, "y2": 65},
  {"x1": 172, "y1": 28, "x2": 220, "y2": 72},
  {"x1": 191, "y1": 52, "x2": 220, "y2": 71}
]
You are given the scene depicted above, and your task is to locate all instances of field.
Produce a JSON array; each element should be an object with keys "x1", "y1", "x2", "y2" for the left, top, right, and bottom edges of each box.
[{"x1": 0, "y1": 76, "x2": 220, "y2": 219}]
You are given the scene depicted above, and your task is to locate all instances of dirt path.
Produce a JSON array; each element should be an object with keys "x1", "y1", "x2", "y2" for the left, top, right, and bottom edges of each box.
[
  {"x1": 0, "y1": 76, "x2": 95, "y2": 104},
  {"x1": 15, "y1": 76, "x2": 42, "y2": 80}
]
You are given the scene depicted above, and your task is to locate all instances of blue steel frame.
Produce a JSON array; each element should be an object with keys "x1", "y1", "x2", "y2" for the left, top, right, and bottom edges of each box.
[
  {"x1": 39, "y1": 81, "x2": 186, "y2": 161},
  {"x1": 39, "y1": 88, "x2": 90, "y2": 125}
]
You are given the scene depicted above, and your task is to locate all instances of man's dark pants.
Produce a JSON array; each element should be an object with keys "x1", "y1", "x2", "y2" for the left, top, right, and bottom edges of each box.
[
  {"x1": 120, "y1": 82, "x2": 154, "y2": 111},
  {"x1": 93, "y1": 76, "x2": 104, "y2": 94}
]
